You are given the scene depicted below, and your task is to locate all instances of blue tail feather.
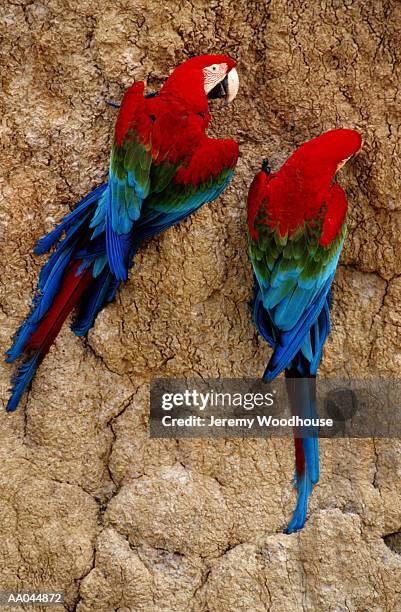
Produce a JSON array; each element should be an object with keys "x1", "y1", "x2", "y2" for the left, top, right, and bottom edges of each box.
[
  {"x1": 6, "y1": 353, "x2": 41, "y2": 412},
  {"x1": 72, "y1": 270, "x2": 120, "y2": 336},
  {"x1": 283, "y1": 368, "x2": 319, "y2": 533},
  {"x1": 5, "y1": 243, "x2": 77, "y2": 363},
  {"x1": 285, "y1": 472, "x2": 313, "y2": 534},
  {"x1": 34, "y1": 184, "x2": 107, "y2": 255},
  {"x1": 37, "y1": 211, "x2": 93, "y2": 289}
]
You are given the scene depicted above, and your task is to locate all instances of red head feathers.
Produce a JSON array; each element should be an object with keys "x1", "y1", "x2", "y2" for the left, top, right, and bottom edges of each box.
[
  {"x1": 160, "y1": 54, "x2": 239, "y2": 110},
  {"x1": 114, "y1": 54, "x2": 239, "y2": 146},
  {"x1": 287, "y1": 128, "x2": 362, "y2": 178}
]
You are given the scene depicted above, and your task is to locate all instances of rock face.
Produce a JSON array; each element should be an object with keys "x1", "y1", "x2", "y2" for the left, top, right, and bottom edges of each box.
[{"x1": 1, "y1": 0, "x2": 401, "y2": 610}]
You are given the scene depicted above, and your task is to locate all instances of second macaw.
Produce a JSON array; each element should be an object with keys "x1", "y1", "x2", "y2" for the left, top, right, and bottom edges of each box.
[
  {"x1": 247, "y1": 129, "x2": 362, "y2": 532},
  {"x1": 6, "y1": 54, "x2": 239, "y2": 411}
]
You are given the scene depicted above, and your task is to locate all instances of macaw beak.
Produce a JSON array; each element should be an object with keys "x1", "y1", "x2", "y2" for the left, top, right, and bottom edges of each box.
[
  {"x1": 336, "y1": 157, "x2": 351, "y2": 172},
  {"x1": 336, "y1": 136, "x2": 363, "y2": 172},
  {"x1": 207, "y1": 67, "x2": 239, "y2": 104},
  {"x1": 336, "y1": 143, "x2": 362, "y2": 172}
]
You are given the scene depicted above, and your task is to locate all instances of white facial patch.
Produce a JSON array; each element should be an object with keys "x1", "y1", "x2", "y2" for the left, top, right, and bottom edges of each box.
[{"x1": 203, "y1": 62, "x2": 228, "y2": 94}]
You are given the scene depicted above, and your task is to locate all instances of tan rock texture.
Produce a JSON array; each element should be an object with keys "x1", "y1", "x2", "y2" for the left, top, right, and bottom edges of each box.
[{"x1": 1, "y1": 0, "x2": 401, "y2": 610}]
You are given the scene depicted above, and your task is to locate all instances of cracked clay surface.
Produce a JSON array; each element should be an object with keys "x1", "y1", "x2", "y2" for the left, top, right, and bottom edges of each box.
[{"x1": 1, "y1": 1, "x2": 401, "y2": 610}]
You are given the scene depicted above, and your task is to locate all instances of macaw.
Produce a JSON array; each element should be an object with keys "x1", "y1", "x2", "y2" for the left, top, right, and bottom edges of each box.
[
  {"x1": 6, "y1": 54, "x2": 239, "y2": 411},
  {"x1": 247, "y1": 129, "x2": 362, "y2": 533}
]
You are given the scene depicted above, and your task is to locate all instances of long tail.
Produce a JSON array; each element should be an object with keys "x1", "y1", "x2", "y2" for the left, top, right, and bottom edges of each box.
[
  {"x1": 5, "y1": 185, "x2": 121, "y2": 412},
  {"x1": 284, "y1": 364, "x2": 319, "y2": 534},
  {"x1": 259, "y1": 293, "x2": 331, "y2": 533},
  {"x1": 6, "y1": 261, "x2": 93, "y2": 411}
]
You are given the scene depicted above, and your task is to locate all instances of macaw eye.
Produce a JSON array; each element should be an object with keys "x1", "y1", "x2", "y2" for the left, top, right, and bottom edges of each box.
[{"x1": 203, "y1": 62, "x2": 229, "y2": 96}]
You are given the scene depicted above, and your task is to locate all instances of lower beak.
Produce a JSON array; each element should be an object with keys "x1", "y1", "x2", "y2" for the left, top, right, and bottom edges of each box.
[
  {"x1": 207, "y1": 75, "x2": 229, "y2": 100},
  {"x1": 207, "y1": 68, "x2": 239, "y2": 105}
]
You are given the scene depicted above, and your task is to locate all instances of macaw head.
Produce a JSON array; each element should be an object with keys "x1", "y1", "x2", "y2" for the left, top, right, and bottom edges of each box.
[
  {"x1": 161, "y1": 54, "x2": 239, "y2": 108},
  {"x1": 288, "y1": 128, "x2": 362, "y2": 185},
  {"x1": 303, "y1": 128, "x2": 361, "y2": 165}
]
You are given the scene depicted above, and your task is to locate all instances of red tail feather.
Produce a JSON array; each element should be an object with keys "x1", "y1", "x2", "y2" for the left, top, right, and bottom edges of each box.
[
  {"x1": 294, "y1": 437, "x2": 305, "y2": 477},
  {"x1": 26, "y1": 260, "x2": 93, "y2": 357}
]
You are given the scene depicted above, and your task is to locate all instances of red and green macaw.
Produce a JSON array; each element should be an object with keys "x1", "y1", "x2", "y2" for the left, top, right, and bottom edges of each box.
[
  {"x1": 247, "y1": 129, "x2": 362, "y2": 533},
  {"x1": 6, "y1": 54, "x2": 239, "y2": 411}
]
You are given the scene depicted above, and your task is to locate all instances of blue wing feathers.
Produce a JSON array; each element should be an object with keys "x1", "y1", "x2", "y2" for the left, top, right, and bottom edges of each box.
[
  {"x1": 263, "y1": 275, "x2": 334, "y2": 380},
  {"x1": 252, "y1": 287, "x2": 275, "y2": 347},
  {"x1": 37, "y1": 214, "x2": 91, "y2": 288}
]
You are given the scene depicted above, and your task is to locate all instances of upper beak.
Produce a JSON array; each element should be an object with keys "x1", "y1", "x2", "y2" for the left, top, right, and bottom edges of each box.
[
  {"x1": 207, "y1": 68, "x2": 239, "y2": 104},
  {"x1": 225, "y1": 67, "x2": 239, "y2": 104}
]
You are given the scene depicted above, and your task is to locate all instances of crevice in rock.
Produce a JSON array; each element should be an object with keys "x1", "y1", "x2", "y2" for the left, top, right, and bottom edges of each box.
[{"x1": 383, "y1": 532, "x2": 401, "y2": 555}]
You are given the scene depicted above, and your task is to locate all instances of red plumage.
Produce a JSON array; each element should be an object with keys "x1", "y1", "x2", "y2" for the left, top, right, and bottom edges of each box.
[
  {"x1": 114, "y1": 55, "x2": 238, "y2": 185},
  {"x1": 114, "y1": 82, "x2": 147, "y2": 147},
  {"x1": 248, "y1": 129, "x2": 362, "y2": 244},
  {"x1": 294, "y1": 438, "x2": 305, "y2": 477},
  {"x1": 247, "y1": 168, "x2": 273, "y2": 241},
  {"x1": 319, "y1": 183, "x2": 348, "y2": 247},
  {"x1": 25, "y1": 261, "x2": 93, "y2": 358},
  {"x1": 175, "y1": 139, "x2": 239, "y2": 185}
]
